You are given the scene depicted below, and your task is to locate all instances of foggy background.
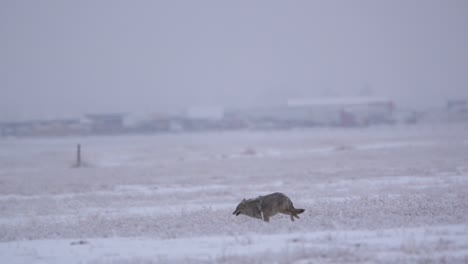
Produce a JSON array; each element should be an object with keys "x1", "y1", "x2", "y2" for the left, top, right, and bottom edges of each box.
[{"x1": 1, "y1": 0, "x2": 467, "y2": 121}]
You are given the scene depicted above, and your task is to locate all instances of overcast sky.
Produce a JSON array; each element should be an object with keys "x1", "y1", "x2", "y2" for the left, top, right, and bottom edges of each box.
[{"x1": 1, "y1": 0, "x2": 467, "y2": 120}]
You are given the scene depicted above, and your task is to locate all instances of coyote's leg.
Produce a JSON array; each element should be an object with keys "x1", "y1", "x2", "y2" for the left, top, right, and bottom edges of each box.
[
  {"x1": 288, "y1": 207, "x2": 305, "y2": 221},
  {"x1": 260, "y1": 211, "x2": 269, "y2": 222},
  {"x1": 281, "y1": 208, "x2": 296, "y2": 221},
  {"x1": 279, "y1": 210, "x2": 296, "y2": 221}
]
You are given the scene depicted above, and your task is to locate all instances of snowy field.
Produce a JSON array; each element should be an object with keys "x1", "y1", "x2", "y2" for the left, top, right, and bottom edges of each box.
[{"x1": 1, "y1": 124, "x2": 468, "y2": 263}]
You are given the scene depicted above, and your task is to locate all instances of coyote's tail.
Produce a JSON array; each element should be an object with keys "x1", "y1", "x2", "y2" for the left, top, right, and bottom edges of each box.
[{"x1": 293, "y1": 208, "x2": 305, "y2": 214}]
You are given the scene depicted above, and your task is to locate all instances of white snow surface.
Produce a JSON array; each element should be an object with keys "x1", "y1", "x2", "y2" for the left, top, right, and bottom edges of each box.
[{"x1": 1, "y1": 124, "x2": 468, "y2": 263}]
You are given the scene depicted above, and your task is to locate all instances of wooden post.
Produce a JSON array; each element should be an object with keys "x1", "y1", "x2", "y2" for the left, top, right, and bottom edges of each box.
[{"x1": 76, "y1": 144, "x2": 81, "y2": 167}]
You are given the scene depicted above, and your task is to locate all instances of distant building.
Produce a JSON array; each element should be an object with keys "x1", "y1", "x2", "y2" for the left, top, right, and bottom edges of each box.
[
  {"x1": 174, "y1": 107, "x2": 226, "y2": 131},
  {"x1": 185, "y1": 107, "x2": 224, "y2": 120},
  {"x1": 132, "y1": 113, "x2": 171, "y2": 133},
  {"x1": 286, "y1": 97, "x2": 395, "y2": 126},
  {"x1": 33, "y1": 119, "x2": 87, "y2": 136},
  {"x1": 447, "y1": 99, "x2": 467, "y2": 113},
  {"x1": 0, "y1": 119, "x2": 86, "y2": 137},
  {"x1": 445, "y1": 99, "x2": 468, "y2": 122},
  {"x1": 0, "y1": 121, "x2": 32, "y2": 137},
  {"x1": 85, "y1": 113, "x2": 126, "y2": 134}
]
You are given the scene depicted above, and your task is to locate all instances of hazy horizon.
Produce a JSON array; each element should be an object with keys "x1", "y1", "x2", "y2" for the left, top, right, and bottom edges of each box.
[{"x1": 1, "y1": 0, "x2": 468, "y2": 121}]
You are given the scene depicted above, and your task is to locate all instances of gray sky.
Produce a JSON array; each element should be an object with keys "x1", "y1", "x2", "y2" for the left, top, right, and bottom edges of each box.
[{"x1": 1, "y1": 0, "x2": 467, "y2": 120}]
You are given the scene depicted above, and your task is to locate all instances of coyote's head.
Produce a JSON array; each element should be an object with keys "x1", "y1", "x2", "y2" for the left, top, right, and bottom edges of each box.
[{"x1": 232, "y1": 198, "x2": 247, "y2": 216}]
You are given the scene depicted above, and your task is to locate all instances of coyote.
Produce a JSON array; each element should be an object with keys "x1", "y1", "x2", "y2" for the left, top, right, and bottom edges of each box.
[{"x1": 232, "y1": 192, "x2": 305, "y2": 222}]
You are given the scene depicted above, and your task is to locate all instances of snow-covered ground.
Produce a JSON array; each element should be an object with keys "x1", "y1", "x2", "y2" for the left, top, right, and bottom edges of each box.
[{"x1": 1, "y1": 124, "x2": 468, "y2": 263}]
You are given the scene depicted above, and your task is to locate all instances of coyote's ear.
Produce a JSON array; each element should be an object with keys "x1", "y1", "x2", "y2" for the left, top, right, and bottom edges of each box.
[{"x1": 242, "y1": 198, "x2": 246, "y2": 203}]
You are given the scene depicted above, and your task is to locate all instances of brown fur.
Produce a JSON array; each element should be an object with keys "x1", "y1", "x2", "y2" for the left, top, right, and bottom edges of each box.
[{"x1": 232, "y1": 192, "x2": 305, "y2": 222}]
